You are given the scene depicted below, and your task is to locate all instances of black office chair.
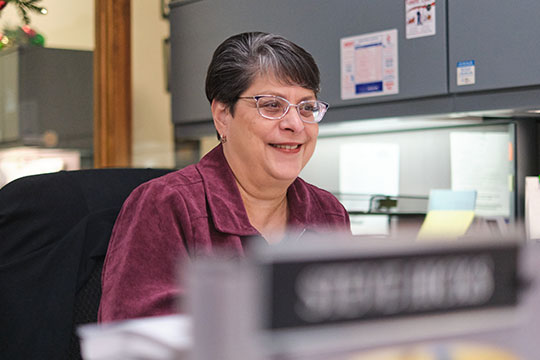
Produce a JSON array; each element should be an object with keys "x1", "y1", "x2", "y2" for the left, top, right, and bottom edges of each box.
[{"x1": 0, "y1": 168, "x2": 174, "y2": 360}]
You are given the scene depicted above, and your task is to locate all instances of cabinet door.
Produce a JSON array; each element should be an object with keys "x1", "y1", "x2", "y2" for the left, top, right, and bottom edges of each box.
[
  {"x1": 448, "y1": 0, "x2": 540, "y2": 93},
  {"x1": 0, "y1": 51, "x2": 20, "y2": 141},
  {"x1": 170, "y1": 0, "x2": 448, "y2": 125}
]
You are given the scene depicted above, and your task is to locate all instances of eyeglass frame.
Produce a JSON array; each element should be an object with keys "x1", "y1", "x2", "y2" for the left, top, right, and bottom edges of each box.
[{"x1": 237, "y1": 94, "x2": 329, "y2": 123}]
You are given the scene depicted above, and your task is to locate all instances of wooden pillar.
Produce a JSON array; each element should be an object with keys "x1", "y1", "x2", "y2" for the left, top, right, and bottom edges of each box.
[{"x1": 94, "y1": 0, "x2": 132, "y2": 167}]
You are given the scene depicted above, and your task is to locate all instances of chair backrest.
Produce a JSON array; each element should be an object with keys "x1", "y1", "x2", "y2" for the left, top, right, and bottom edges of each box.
[{"x1": 0, "y1": 168, "x2": 174, "y2": 360}]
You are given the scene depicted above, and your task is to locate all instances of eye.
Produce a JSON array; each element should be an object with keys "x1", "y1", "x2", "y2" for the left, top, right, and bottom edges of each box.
[
  {"x1": 300, "y1": 101, "x2": 319, "y2": 112},
  {"x1": 261, "y1": 101, "x2": 280, "y2": 109},
  {"x1": 258, "y1": 97, "x2": 285, "y2": 113}
]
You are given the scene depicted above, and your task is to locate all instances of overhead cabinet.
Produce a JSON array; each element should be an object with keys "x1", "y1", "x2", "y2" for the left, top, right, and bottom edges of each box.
[
  {"x1": 169, "y1": 0, "x2": 540, "y2": 128},
  {"x1": 169, "y1": 0, "x2": 448, "y2": 125},
  {"x1": 448, "y1": 0, "x2": 540, "y2": 93}
]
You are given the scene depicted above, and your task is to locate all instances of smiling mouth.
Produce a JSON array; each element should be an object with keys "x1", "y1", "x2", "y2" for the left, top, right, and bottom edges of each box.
[{"x1": 270, "y1": 144, "x2": 301, "y2": 150}]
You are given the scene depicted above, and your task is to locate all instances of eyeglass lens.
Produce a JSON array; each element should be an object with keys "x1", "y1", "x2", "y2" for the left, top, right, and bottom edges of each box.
[{"x1": 256, "y1": 96, "x2": 326, "y2": 123}]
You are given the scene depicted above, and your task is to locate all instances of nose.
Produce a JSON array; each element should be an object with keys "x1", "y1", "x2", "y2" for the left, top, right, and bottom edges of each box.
[{"x1": 279, "y1": 105, "x2": 305, "y2": 132}]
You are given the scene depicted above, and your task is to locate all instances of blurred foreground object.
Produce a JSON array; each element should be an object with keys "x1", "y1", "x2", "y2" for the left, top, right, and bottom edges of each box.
[
  {"x1": 347, "y1": 342, "x2": 518, "y2": 360},
  {"x1": 78, "y1": 315, "x2": 191, "y2": 360},
  {"x1": 77, "y1": 233, "x2": 540, "y2": 360},
  {"x1": 188, "y1": 233, "x2": 527, "y2": 360}
]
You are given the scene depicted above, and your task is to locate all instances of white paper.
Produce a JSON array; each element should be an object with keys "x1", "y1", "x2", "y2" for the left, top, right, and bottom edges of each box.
[
  {"x1": 525, "y1": 176, "x2": 540, "y2": 241},
  {"x1": 457, "y1": 60, "x2": 476, "y2": 86},
  {"x1": 350, "y1": 214, "x2": 390, "y2": 236},
  {"x1": 78, "y1": 314, "x2": 191, "y2": 360},
  {"x1": 340, "y1": 143, "x2": 400, "y2": 211},
  {"x1": 406, "y1": 0, "x2": 436, "y2": 39},
  {"x1": 341, "y1": 29, "x2": 399, "y2": 100},
  {"x1": 450, "y1": 132, "x2": 510, "y2": 217}
]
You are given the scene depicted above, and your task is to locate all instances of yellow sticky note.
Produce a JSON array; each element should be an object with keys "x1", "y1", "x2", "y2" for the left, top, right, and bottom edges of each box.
[{"x1": 417, "y1": 210, "x2": 475, "y2": 241}]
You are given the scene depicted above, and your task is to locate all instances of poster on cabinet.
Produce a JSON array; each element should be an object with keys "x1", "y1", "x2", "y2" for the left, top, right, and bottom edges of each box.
[
  {"x1": 340, "y1": 29, "x2": 399, "y2": 100},
  {"x1": 405, "y1": 0, "x2": 436, "y2": 39}
]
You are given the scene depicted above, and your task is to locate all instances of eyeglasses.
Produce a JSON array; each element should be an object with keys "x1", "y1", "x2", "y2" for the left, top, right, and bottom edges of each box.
[{"x1": 238, "y1": 95, "x2": 329, "y2": 123}]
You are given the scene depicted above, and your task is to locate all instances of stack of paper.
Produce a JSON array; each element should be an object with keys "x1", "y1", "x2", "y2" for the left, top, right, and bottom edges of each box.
[{"x1": 77, "y1": 314, "x2": 191, "y2": 360}]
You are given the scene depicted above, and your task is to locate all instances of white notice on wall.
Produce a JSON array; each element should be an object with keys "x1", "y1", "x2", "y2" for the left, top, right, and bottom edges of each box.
[
  {"x1": 340, "y1": 143, "x2": 400, "y2": 211},
  {"x1": 406, "y1": 0, "x2": 436, "y2": 39},
  {"x1": 450, "y1": 132, "x2": 510, "y2": 217},
  {"x1": 457, "y1": 60, "x2": 476, "y2": 86},
  {"x1": 340, "y1": 29, "x2": 399, "y2": 100}
]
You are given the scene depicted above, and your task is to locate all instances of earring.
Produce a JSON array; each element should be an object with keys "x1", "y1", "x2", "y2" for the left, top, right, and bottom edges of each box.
[{"x1": 220, "y1": 134, "x2": 227, "y2": 144}]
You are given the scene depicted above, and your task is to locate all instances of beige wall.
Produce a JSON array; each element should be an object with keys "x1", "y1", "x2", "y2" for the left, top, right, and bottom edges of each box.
[
  {"x1": 131, "y1": 0, "x2": 174, "y2": 168},
  {"x1": 0, "y1": 0, "x2": 175, "y2": 168}
]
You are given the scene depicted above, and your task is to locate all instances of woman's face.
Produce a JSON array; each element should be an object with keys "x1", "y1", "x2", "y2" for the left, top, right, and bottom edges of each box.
[{"x1": 215, "y1": 75, "x2": 319, "y2": 187}]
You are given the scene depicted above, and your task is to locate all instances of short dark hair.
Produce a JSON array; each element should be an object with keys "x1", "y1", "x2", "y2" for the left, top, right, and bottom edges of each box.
[{"x1": 205, "y1": 32, "x2": 321, "y2": 115}]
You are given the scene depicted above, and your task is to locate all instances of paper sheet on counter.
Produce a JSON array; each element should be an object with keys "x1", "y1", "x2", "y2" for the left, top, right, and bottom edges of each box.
[{"x1": 78, "y1": 314, "x2": 191, "y2": 360}]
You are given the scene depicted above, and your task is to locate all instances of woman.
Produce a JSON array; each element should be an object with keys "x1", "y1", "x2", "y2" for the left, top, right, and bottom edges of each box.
[{"x1": 99, "y1": 32, "x2": 351, "y2": 322}]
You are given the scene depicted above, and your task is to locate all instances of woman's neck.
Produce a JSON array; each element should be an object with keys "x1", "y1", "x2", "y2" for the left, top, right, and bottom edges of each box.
[
  {"x1": 234, "y1": 177, "x2": 290, "y2": 244},
  {"x1": 222, "y1": 146, "x2": 295, "y2": 243}
]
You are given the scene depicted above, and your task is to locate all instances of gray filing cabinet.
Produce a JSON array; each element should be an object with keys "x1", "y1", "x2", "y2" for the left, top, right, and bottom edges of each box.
[
  {"x1": 448, "y1": 0, "x2": 540, "y2": 93},
  {"x1": 0, "y1": 47, "x2": 93, "y2": 149},
  {"x1": 169, "y1": 0, "x2": 448, "y2": 125}
]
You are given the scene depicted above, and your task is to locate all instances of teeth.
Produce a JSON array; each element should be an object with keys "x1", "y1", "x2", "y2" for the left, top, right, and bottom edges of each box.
[{"x1": 272, "y1": 144, "x2": 299, "y2": 150}]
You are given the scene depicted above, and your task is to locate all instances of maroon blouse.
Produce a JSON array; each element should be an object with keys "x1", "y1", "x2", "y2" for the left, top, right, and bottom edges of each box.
[{"x1": 98, "y1": 144, "x2": 350, "y2": 322}]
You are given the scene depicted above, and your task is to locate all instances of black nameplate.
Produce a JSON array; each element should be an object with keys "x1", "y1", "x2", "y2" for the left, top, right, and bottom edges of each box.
[{"x1": 265, "y1": 244, "x2": 519, "y2": 330}]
